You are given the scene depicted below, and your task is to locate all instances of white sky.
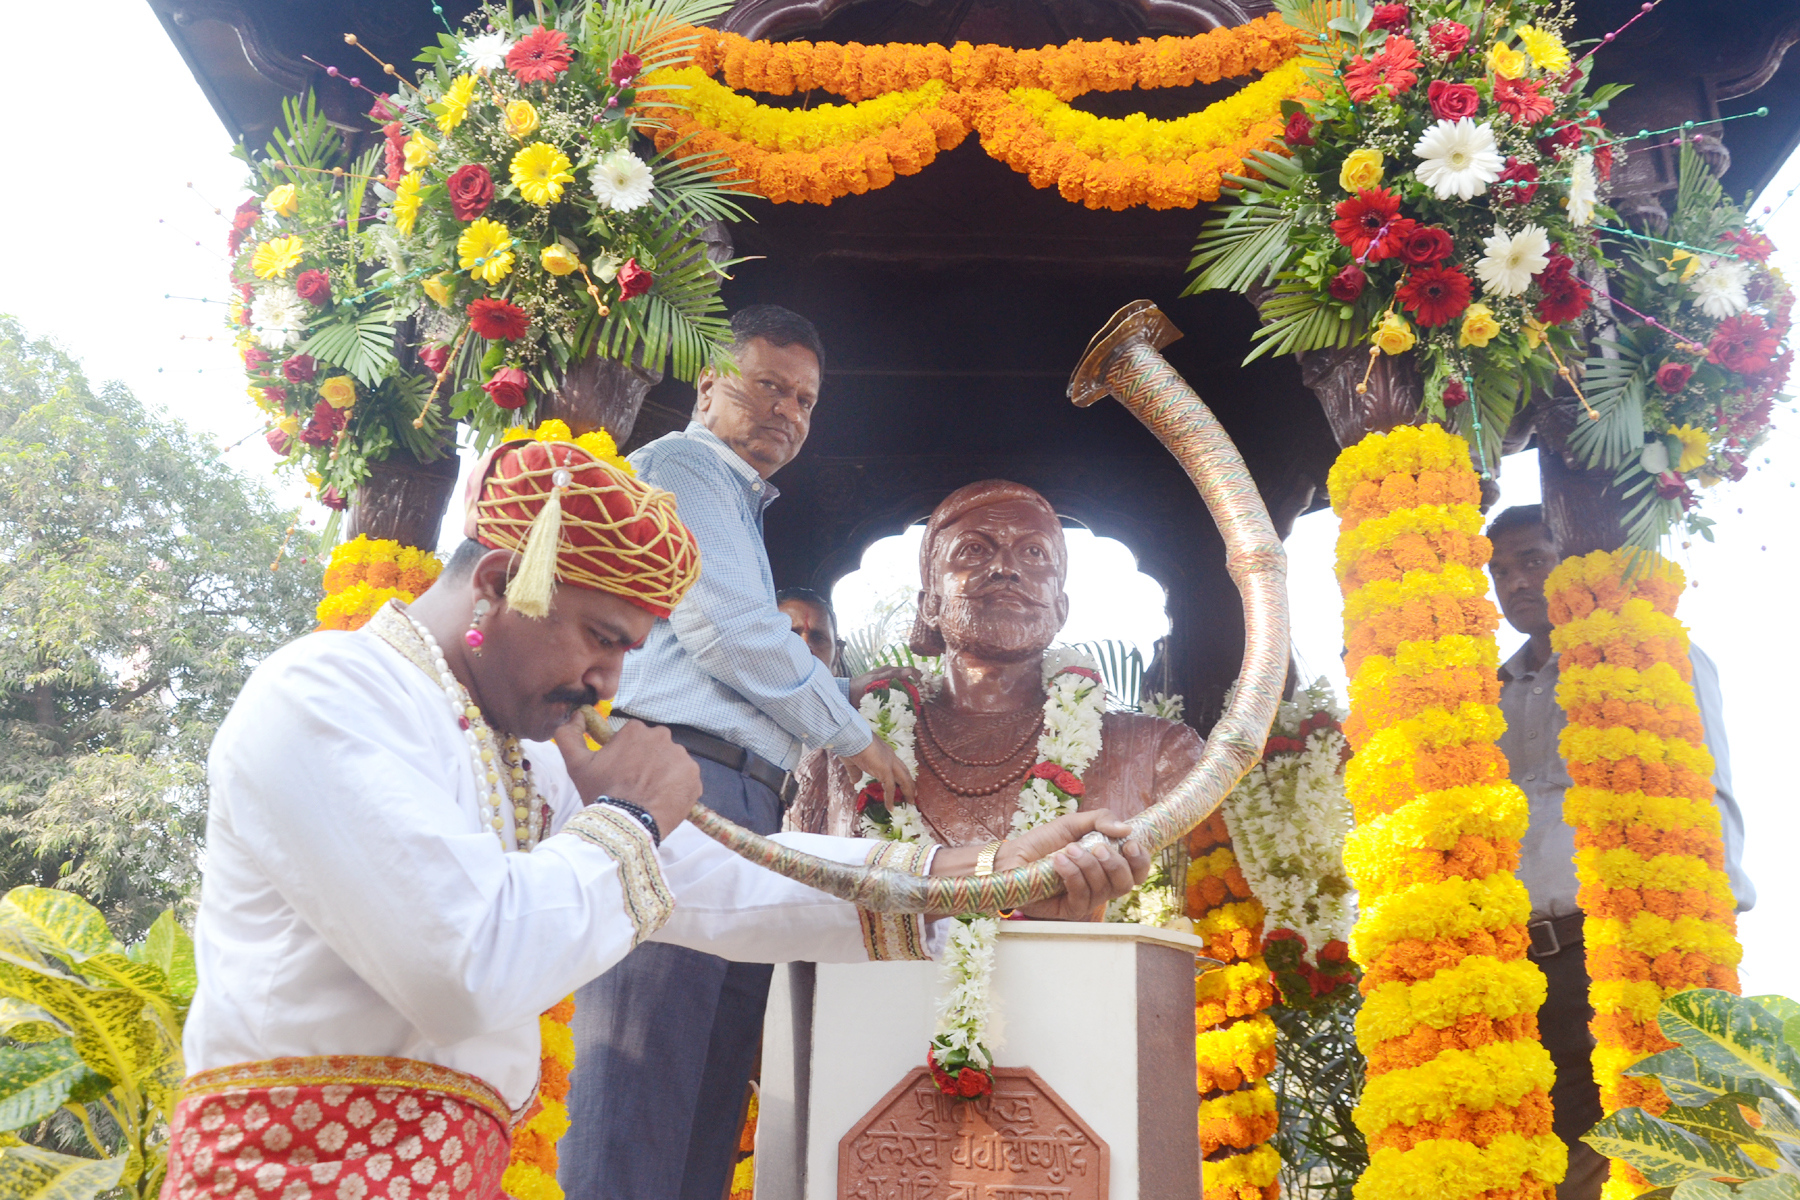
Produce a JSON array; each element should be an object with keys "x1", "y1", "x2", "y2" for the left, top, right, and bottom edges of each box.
[{"x1": 5, "y1": 4, "x2": 1797, "y2": 994}]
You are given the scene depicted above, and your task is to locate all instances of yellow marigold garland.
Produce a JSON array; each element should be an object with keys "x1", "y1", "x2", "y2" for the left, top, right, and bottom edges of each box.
[
  {"x1": 641, "y1": 15, "x2": 1311, "y2": 209},
  {"x1": 1186, "y1": 812, "x2": 1280, "y2": 1200},
  {"x1": 502, "y1": 997, "x2": 576, "y2": 1200},
  {"x1": 316, "y1": 536, "x2": 444, "y2": 631},
  {"x1": 1544, "y1": 551, "x2": 1743, "y2": 1200},
  {"x1": 1329, "y1": 425, "x2": 1564, "y2": 1200}
]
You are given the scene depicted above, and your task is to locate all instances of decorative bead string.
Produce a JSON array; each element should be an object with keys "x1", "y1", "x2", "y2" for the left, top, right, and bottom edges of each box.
[
  {"x1": 1594, "y1": 109, "x2": 1769, "y2": 150},
  {"x1": 1577, "y1": 0, "x2": 1665, "y2": 65},
  {"x1": 1597, "y1": 290, "x2": 1708, "y2": 355},
  {"x1": 1595, "y1": 222, "x2": 1749, "y2": 261}
]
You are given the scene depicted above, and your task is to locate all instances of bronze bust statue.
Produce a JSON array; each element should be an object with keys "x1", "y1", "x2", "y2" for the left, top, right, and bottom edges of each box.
[{"x1": 794, "y1": 480, "x2": 1201, "y2": 881}]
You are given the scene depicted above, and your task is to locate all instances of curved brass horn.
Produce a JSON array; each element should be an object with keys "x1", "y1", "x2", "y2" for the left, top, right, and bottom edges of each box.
[{"x1": 683, "y1": 301, "x2": 1290, "y2": 913}]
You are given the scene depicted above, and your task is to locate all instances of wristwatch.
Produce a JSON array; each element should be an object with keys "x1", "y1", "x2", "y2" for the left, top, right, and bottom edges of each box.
[{"x1": 598, "y1": 796, "x2": 661, "y2": 847}]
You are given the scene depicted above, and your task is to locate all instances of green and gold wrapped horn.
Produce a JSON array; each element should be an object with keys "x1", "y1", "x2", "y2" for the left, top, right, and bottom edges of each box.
[{"x1": 685, "y1": 301, "x2": 1290, "y2": 912}]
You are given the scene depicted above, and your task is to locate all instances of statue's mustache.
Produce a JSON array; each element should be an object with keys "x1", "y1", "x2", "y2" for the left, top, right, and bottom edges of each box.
[{"x1": 961, "y1": 584, "x2": 1047, "y2": 608}]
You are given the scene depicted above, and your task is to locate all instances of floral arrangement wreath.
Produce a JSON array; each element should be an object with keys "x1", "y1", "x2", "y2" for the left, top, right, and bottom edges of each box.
[{"x1": 854, "y1": 647, "x2": 1106, "y2": 1096}]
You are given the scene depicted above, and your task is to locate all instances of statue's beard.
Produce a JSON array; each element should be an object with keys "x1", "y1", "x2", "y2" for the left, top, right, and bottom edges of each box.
[{"x1": 934, "y1": 592, "x2": 1062, "y2": 662}]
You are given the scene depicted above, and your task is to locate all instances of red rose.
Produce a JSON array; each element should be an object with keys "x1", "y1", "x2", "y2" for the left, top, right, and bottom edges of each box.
[
  {"x1": 1494, "y1": 76, "x2": 1553, "y2": 126},
  {"x1": 1655, "y1": 472, "x2": 1694, "y2": 506},
  {"x1": 1395, "y1": 264, "x2": 1472, "y2": 327},
  {"x1": 1369, "y1": 3, "x2": 1409, "y2": 31},
  {"x1": 296, "y1": 270, "x2": 331, "y2": 307},
  {"x1": 1029, "y1": 761, "x2": 1059, "y2": 780},
  {"x1": 1655, "y1": 362, "x2": 1694, "y2": 394},
  {"x1": 1397, "y1": 224, "x2": 1454, "y2": 266},
  {"x1": 1537, "y1": 122, "x2": 1584, "y2": 156},
  {"x1": 1054, "y1": 769, "x2": 1085, "y2": 797},
  {"x1": 1328, "y1": 263, "x2": 1366, "y2": 301},
  {"x1": 617, "y1": 258, "x2": 654, "y2": 300},
  {"x1": 1427, "y1": 19, "x2": 1470, "y2": 57},
  {"x1": 243, "y1": 346, "x2": 272, "y2": 372},
  {"x1": 1284, "y1": 110, "x2": 1316, "y2": 147},
  {"x1": 383, "y1": 123, "x2": 407, "y2": 186},
  {"x1": 1319, "y1": 939, "x2": 1350, "y2": 964},
  {"x1": 265, "y1": 428, "x2": 293, "y2": 456},
  {"x1": 1426, "y1": 80, "x2": 1480, "y2": 121},
  {"x1": 448, "y1": 163, "x2": 495, "y2": 221},
  {"x1": 507, "y1": 26, "x2": 574, "y2": 84},
  {"x1": 319, "y1": 486, "x2": 348, "y2": 511},
  {"x1": 1497, "y1": 157, "x2": 1540, "y2": 206},
  {"x1": 283, "y1": 355, "x2": 316, "y2": 383},
  {"x1": 484, "y1": 366, "x2": 531, "y2": 410},
  {"x1": 300, "y1": 401, "x2": 345, "y2": 447},
  {"x1": 956, "y1": 1069, "x2": 990, "y2": 1098},
  {"x1": 469, "y1": 297, "x2": 531, "y2": 341},
  {"x1": 418, "y1": 344, "x2": 450, "y2": 376},
  {"x1": 1442, "y1": 378, "x2": 1468, "y2": 407},
  {"x1": 609, "y1": 52, "x2": 643, "y2": 86},
  {"x1": 262, "y1": 386, "x2": 289, "y2": 408}
]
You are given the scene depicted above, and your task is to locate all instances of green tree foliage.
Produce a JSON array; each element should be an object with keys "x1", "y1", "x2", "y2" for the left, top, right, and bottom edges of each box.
[{"x1": 0, "y1": 318, "x2": 322, "y2": 936}]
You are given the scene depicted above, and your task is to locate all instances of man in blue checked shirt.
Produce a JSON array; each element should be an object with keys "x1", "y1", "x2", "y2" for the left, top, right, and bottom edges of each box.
[{"x1": 561, "y1": 305, "x2": 916, "y2": 1200}]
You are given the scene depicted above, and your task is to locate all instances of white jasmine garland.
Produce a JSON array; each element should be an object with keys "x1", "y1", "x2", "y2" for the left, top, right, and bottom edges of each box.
[
  {"x1": 460, "y1": 32, "x2": 514, "y2": 73},
  {"x1": 1691, "y1": 257, "x2": 1750, "y2": 319},
  {"x1": 1567, "y1": 152, "x2": 1598, "y2": 228},
  {"x1": 591, "y1": 149, "x2": 656, "y2": 213},
  {"x1": 1413, "y1": 118, "x2": 1504, "y2": 201},
  {"x1": 852, "y1": 646, "x2": 1107, "y2": 1085},
  {"x1": 1475, "y1": 224, "x2": 1552, "y2": 298}
]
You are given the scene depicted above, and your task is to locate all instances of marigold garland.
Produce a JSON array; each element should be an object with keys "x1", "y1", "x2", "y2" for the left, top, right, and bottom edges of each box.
[
  {"x1": 502, "y1": 996, "x2": 576, "y2": 1200},
  {"x1": 316, "y1": 536, "x2": 444, "y2": 631},
  {"x1": 1186, "y1": 813, "x2": 1280, "y2": 1200},
  {"x1": 1329, "y1": 425, "x2": 1564, "y2": 1200},
  {"x1": 1544, "y1": 550, "x2": 1744, "y2": 1200},
  {"x1": 641, "y1": 15, "x2": 1311, "y2": 209}
]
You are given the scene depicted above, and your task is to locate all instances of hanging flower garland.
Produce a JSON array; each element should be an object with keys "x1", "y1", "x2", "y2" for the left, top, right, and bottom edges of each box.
[
  {"x1": 502, "y1": 996, "x2": 576, "y2": 1200},
  {"x1": 854, "y1": 647, "x2": 1106, "y2": 1095},
  {"x1": 316, "y1": 536, "x2": 444, "y2": 630},
  {"x1": 640, "y1": 15, "x2": 1310, "y2": 209},
  {"x1": 1185, "y1": 812, "x2": 1281, "y2": 1200},
  {"x1": 1329, "y1": 424, "x2": 1565, "y2": 1200},
  {"x1": 1543, "y1": 550, "x2": 1742, "y2": 1200}
]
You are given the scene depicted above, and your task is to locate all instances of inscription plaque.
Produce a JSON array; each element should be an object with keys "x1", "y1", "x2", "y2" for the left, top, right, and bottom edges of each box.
[{"x1": 837, "y1": 1067, "x2": 1109, "y2": 1200}]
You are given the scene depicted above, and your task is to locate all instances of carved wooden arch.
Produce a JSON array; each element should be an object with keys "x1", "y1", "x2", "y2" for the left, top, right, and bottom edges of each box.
[{"x1": 721, "y1": 0, "x2": 1273, "y2": 41}]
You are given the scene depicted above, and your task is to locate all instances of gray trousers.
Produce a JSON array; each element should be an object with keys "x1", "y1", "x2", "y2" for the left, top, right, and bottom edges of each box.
[
  {"x1": 1537, "y1": 921, "x2": 1609, "y2": 1200},
  {"x1": 560, "y1": 755, "x2": 783, "y2": 1200}
]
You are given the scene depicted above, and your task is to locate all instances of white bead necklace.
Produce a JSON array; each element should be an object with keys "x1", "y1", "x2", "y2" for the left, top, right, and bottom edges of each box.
[{"x1": 407, "y1": 613, "x2": 544, "y2": 852}]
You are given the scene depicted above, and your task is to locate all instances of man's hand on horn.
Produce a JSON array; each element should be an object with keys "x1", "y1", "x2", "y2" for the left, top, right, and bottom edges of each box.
[{"x1": 928, "y1": 809, "x2": 1151, "y2": 922}]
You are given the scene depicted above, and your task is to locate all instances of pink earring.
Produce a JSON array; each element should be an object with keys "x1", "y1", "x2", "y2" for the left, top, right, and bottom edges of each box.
[{"x1": 465, "y1": 598, "x2": 490, "y2": 654}]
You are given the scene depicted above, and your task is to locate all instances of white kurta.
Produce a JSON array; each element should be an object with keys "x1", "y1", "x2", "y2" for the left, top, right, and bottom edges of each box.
[{"x1": 190, "y1": 625, "x2": 935, "y2": 1111}]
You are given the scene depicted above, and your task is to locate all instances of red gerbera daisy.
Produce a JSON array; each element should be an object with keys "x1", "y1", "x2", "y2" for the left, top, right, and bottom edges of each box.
[
  {"x1": 1493, "y1": 76, "x2": 1554, "y2": 126},
  {"x1": 1708, "y1": 313, "x2": 1780, "y2": 375},
  {"x1": 469, "y1": 297, "x2": 531, "y2": 341},
  {"x1": 1343, "y1": 36, "x2": 1420, "y2": 103},
  {"x1": 1396, "y1": 265, "x2": 1473, "y2": 327},
  {"x1": 1496, "y1": 157, "x2": 1540, "y2": 207},
  {"x1": 1330, "y1": 188, "x2": 1403, "y2": 258},
  {"x1": 1535, "y1": 257, "x2": 1591, "y2": 325},
  {"x1": 507, "y1": 26, "x2": 574, "y2": 84},
  {"x1": 1723, "y1": 229, "x2": 1777, "y2": 262}
]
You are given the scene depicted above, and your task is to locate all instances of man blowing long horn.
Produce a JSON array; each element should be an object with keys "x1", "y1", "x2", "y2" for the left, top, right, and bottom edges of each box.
[{"x1": 166, "y1": 430, "x2": 1148, "y2": 1200}]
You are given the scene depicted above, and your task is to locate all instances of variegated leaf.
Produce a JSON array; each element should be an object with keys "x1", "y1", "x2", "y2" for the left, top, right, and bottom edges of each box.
[
  {"x1": 1585, "y1": 1107, "x2": 1761, "y2": 1187},
  {"x1": 133, "y1": 912, "x2": 196, "y2": 1004},
  {"x1": 1629, "y1": 1047, "x2": 1781, "y2": 1107},
  {"x1": 0, "y1": 1146, "x2": 126, "y2": 1200},
  {"x1": 1660, "y1": 1096, "x2": 1766, "y2": 1145},
  {"x1": 1736, "y1": 1176, "x2": 1800, "y2": 1200},
  {"x1": 0, "y1": 999, "x2": 66, "y2": 1044},
  {"x1": 1670, "y1": 1178, "x2": 1732, "y2": 1200},
  {"x1": 0, "y1": 1043, "x2": 103, "y2": 1132},
  {"x1": 1662, "y1": 990, "x2": 1800, "y2": 1094},
  {"x1": 0, "y1": 890, "x2": 120, "y2": 973}
]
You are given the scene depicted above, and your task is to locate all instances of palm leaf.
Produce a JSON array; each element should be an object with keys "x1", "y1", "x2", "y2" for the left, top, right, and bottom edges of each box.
[
  {"x1": 1245, "y1": 280, "x2": 1358, "y2": 363},
  {"x1": 1572, "y1": 334, "x2": 1651, "y2": 469},
  {"x1": 299, "y1": 308, "x2": 399, "y2": 387},
  {"x1": 647, "y1": 140, "x2": 756, "y2": 226},
  {"x1": 1185, "y1": 208, "x2": 1296, "y2": 295},
  {"x1": 264, "y1": 93, "x2": 340, "y2": 173}
]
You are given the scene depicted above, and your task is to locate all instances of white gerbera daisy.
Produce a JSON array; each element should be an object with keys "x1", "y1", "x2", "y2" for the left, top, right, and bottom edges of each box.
[
  {"x1": 1691, "y1": 258, "x2": 1750, "y2": 319},
  {"x1": 1568, "y1": 152, "x2": 1597, "y2": 227},
  {"x1": 590, "y1": 150, "x2": 655, "y2": 213},
  {"x1": 460, "y1": 32, "x2": 513, "y2": 73},
  {"x1": 252, "y1": 285, "x2": 308, "y2": 352},
  {"x1": 1413, "y1": 118, "x2": 1505, "y2": 200},
  {"x1": 1476, "y1": 224, "x2": 1552, "y2": 297}
]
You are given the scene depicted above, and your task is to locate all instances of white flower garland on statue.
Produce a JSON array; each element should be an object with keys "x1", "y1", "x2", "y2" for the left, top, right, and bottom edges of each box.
[{"x1": 851, "y1": 646, "x2": 1106, "y2": 1096}]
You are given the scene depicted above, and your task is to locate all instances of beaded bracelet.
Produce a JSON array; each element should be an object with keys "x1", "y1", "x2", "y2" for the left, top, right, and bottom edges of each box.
[{"x1": 598, "y1": 797, "x2": 661, "y2": 847}]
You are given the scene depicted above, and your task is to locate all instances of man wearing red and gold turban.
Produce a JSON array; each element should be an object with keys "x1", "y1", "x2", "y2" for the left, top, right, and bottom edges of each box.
[{"x1": 168, "y1": 428, "x2": 1149, "y2": 1200}]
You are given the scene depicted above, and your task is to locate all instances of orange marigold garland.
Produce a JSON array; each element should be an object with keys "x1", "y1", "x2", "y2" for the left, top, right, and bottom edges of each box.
[
  {"x1": 1544, "y1": 551, "x2": 1743, "y2": 1200},
  {"x1": 1187, "y1": 813, "x2": 1281, "y2": 1200},
  {"x1": 316, "y1": 536, "x2": 443, "y2": 631},
  {"x1": 1329, "y1": 425, "x2": 1565, "y2": 1200},
  {"x1": 502, "y1": 997, "x2": 576, "y2": 1200},
  {"x1": 642, "y1": 15, "x2": 1309, "y2": 208}
]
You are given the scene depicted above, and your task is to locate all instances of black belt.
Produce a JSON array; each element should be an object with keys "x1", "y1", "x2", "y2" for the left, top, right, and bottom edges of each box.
[
  {"x1": 1527, "y1": 912, "x2": 1585, "y2": 959},
  {"x1": 617, "y1": 715, "x2": 793, "y2": 802}
]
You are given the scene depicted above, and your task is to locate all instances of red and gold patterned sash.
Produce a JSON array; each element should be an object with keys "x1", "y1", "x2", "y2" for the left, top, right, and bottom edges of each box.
[{"x1": 162, "y1": 1056, "x2": 512, "y2": 1200}]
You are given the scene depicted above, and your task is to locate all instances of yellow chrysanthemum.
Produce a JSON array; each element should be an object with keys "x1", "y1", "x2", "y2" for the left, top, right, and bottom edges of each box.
[
  {"x1": 540, "y1": 244, "x2": 579, "y2": 276},
  {"x1": 1514, "y1": 25, "x2": 1571, "y2": 74},
  {"x1": 422, "y1": 274, "x2": 452, "y2": 307},
  {"x1": 1668, "y1": 425, "x2": 1710, "y2": 473},
  {"x1": 1487, "y1": 43, "x2": 1527, "y2": 80},
  {"x1": 1459, "y1": 302, "x2": 1501, "y2": 348},
  {"x1": 510, "y1": 143, "x2": 576, "y2": 206},
  {"x1": 393, "y1": 172, "x2": 422, "y2": 236},
  {"x1": 251, "y1": 236, "x2": 304, "y2": 279},
  {"x1": 505, "y1": 100, "x2": 540, "y2": 139},
  {"x1": 404, "y1": 132, "x2": 437, "y2": 172},
  {"x1": 437, "y1": 75, "x2": 479, "y2": 134},
  {"x1": 458, "y1": 218, "x2": 516, "y2": 284},
  {"x1": 1372, "y1": 311, "x2": 1417, "y2": 355},
  {"x1": 266, "y1": 183, "x2": 299, "y2": 217}
]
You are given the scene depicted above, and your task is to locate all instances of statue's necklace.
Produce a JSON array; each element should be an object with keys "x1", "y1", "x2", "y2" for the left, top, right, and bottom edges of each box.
[{"x1": 916, "y1": 699, "x2": 1045, "y2": 797}]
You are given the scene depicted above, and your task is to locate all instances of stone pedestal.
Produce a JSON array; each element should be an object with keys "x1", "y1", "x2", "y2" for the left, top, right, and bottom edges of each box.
[{"x1": 756, "y1": 922, "x2": 1205, "y2": 1200}]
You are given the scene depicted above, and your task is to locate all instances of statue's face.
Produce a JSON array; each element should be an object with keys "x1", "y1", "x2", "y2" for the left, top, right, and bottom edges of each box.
[{"x1": 927, "y1": 499, "x2": 1069, "y2": 661}]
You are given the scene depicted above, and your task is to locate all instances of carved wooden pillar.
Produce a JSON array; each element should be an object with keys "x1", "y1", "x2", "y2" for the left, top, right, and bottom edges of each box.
[
  {"x1": 1535, "y1": 397, "x2": 1630, "y2": 556},
  {"x1": 346, "y1": 448, "x2": 464, "y2": 547},
  {"x1": 1296, "y1": 343, "x2": 1425, "y2": 445},
  {"x1": 537, "y1": 352, "x2": 664, "y2": 441}
]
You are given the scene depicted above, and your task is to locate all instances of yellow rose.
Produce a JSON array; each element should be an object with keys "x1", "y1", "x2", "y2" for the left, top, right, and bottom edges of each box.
[
  {"x1": 305, "y1": 470, "x2": 324, "y2": 489},
  {"x1": 1339, "y1": 148, "x2": 1385, "y2": 193},
  {"x1": 319, "y1": 376, "x2": 358, "y2": 410},
  {"x1": 422, "y1": 274, "x2": 453, "y2": 308},
  {"x1": 277, "y1": 415, "x2": 301, "y2": 437},
  {"x1": 1487, "y1": 43, "x2": 1526, "y2": 80},
  {"x1": 504, "y1": 100, "x2": 540, "y2": 139},
  {"x1": 1459, "y1": 303, "x2": 1502, "y2": 348},
  {"x1": 404, "y1": 133, "x2": 437, "y2": 172},
  {"x1": 540, "y1": 244, "x2": 580, "y2": 276},
  {"x1": 267, "y1": 184, "x2": 299, "y2": 217},
  {"x1": 1522, "y1": 317, "x2": 1548, "y2": 349},
  {"x1": 1372, "y1": 312, "x2": 1417, "y2": 355}
]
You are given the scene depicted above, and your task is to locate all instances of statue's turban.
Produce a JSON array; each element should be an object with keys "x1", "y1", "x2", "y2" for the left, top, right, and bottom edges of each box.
[{"x1": 465, "y1": 436, "x2": 700, "y2": 619}]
